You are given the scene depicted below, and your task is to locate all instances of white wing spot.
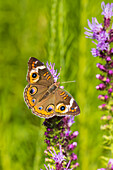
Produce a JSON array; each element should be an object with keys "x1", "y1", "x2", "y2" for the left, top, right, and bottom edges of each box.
[
  {"x1": 69, "y1": 98, "x2": 74, "y2": 107},
  {"x1": 35, "y1": 61, "x2": 38, "y2": 64},
  {"x1": 37, "y1": 65, "x2": 46, "y2": 70},
  {"x1": 30, "y1": 65, "x2": 46, "y2": 75},
  {"x1": 74, "y1": 106, "x2": 78, "y2": 109}
]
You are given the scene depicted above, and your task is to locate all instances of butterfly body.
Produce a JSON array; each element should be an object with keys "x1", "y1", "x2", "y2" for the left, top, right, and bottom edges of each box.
[{"x1": 24, "y1": 57, "x2": 80, "y2": 118}]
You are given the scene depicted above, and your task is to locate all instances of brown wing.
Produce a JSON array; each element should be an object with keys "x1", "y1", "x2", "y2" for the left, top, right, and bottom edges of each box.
[
  {"x1": 30, "y1": 87, "x2": 80, "y2": 118},
  {"x1": 24, "y1": 57, "x2": 80, "y2": 118},
  {"x1": 24, "y1": 83, "x2": 56, "y2": 118},
  {"x1": 54, "y1": 88, "x2": 80, "y2": 116},
  {"x1": 31, "y1": 92, "x2": 56, "y2": 118},
  {"x1": 24, "y1": 57, "x2": 55, "y2": 118},
  {"x1": 24, "y1": 84, "x2": 48, "y2": 109},
  {"x1": 27, "y1": 57, "x2": 54, "y2": 86}
]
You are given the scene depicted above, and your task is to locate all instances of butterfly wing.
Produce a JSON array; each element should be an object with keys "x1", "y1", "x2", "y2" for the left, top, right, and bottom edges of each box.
[
  {"x1": 24, "y1": 57, "x2": 54, "y2": 114},
  {"x1": 32, "y1": 93, "x2": 56, "y2": 118},
  {"x1": 24, "y1": 57, "x2": 80, "y2": 118},
  {"x1": 24, "y1": 84, "x2": 55, "y2": 118},
  {"x1": 25, "y1": 85, "x2": 80, "y2": 118},
  {"x1": 27, "y1": 57, "x2": 54, "y2": 86},
  {"x1": 24, "y1": 84, "x2": 48, "y2": 108},
  {"x1": 54, "y1": 88, "x2": 80, "y2": 116},
  {"x1": 24, "y1": 84, "x2": 80, "y2": 118}
]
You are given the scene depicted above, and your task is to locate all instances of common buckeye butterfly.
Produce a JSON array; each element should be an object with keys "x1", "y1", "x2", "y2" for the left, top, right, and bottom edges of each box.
[{"x1": 24, "y1": 57, "x2": 80, "y2": 118}]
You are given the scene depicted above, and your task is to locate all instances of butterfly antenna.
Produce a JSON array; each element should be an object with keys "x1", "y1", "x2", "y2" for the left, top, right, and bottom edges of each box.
[
  {"x1": 61, "y1": 80, "x2": 76, "y2": 84},
  {"x1": 59, "y1": 67, "x2": 76, "y2": 84}
]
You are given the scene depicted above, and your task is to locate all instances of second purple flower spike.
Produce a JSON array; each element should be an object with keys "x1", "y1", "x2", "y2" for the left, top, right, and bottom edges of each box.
[{"x1": 85, "y1": 1, "x2": 113, "y2": 170}]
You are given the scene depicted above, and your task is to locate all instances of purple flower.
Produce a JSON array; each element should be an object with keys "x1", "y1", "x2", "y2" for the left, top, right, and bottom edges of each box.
[
  {"x1": 64, "y1": 160, "x2": 73, "y2": 170},
  {"x1": 70, "y1": 153, "x2": 77, "y2": 161},
  {"x1": 98, "y1": 158, "x2": 113, "y2": 170},
  {"x1": 42, "y1": 59, "x2": 79, "y2": 169},
  {"x1": 53, "y1": 136, "x2": 58, "y2": 140},
  {"x1": 101, "y1": 2, "x2": 113, "y2": 19},
  {"x1": 108, "y1": 88, "x2": 113, "y2": 93},
  {"x1": 67, "y1": 116, "x2": 75, "y2": 127},
  {"x1": 106, "y1": 56, "x2": 111, "y2": 62},
  {"x1": 111, "y1": 47, "x2": 113, "y2": 53},
  {"x1": 96, "y1": 74, "x2": 104, "y2": 80},
  {"x1": 65, "y1": 129, "x2": 72, "y2": 137},
  {"x1": 96, "y1": 31, "x2": 109, "y2": 51},
  {"x1": 60, "y1": 86, "x2": 64, "y2": 89},
  {"x1": 109, "y1": 28, "x2": 113, "y2": 42},
  {"x1": 98, "y1": 95, "x2": 108, "y2": 101},
  {"x1": 49, "y1": 145, "x2": 65, "y2": 164},
  {"x1": 46, "y1": 62, "x2": 60, "y2": 82},
  {"x1": 106, "y1": 78, "x2": 110, "y2": 83},
  {"x1": 45, "y1": 139, "x2": 50, "y2": 145},
  {"x1": 67, "y1": 142, "x2": 77, "y2": 151},
  {"x1": 96, "y1": 83, "x2": 106, "y2": 90},
  {"x1": 70, "y1": 131, "x2": 79, "y2": 140},
  {"x1": 44, "y1": 164, "x2": 54, "y2": 170},
  {"x1": 98, "y1": 103, "x2": 107, "y2": 110},
  {"x1": 108, "y1": 159, "x2": 113, "y2": 169},
  {"x1": 85, "y1": 2, "x2": 113, "y2": 168},
  {"x1": 101, "y1": 115, "x2": 112, "y2": 121},
  {"x1": 108, "y1": 70, "x2": 113, "y2": 76},
  {"x1": 84, "y1": 18, "x2": 103, "y2": 39},
  {"x1": 109, "y1": 62, "x2": 113, "y2": 68},
  {"x1": 96, "y1": 74, "x2": 110, "y2": 83},
  {"x1": 96, "y1": 63, "x2": 107, "y2": 72},
  {"x1": 43, "y1": 116, "x2": 79, "y2": 169},
  {"x1": 47, "y1": 128, "x2": 53, "y2": 132},
  {"x1": 91, "y1": 48, "x2": 100, "y2": 57}
]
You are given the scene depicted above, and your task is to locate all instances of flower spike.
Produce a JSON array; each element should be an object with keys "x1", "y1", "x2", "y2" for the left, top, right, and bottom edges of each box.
[{"x1": 85, "y1": 1, "x2": 113, "y2": 169}]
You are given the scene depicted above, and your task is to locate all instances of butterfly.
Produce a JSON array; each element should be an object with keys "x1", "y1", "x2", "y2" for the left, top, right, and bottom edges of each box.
[{"x1": 24, "y1": 57, "x2": 80, "y2": 118}]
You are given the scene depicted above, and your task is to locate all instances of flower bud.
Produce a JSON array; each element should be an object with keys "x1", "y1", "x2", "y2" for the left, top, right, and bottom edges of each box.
[
  {"x1": 96, "y1": 74, "x2": 110, "y2": 83},
  {"x1": 70, "y1": 153, "x2": 78, "y2": 161},
  {"x1": 110, "y1": 48, "x2": 113, "y2": 53},
  {"x1": 108, "y1": 70, "x2": 113, "y2": 76},
  {"x1": 100, "y1": 124, "x2": 110, "y2": 130},
  {"x1": 108, "y1": 159, "x2": 113, "y2": 169},
  {"x1": 106, "y1": 56, "x2": 111, "y2": 62},
  {"x1": 70, "y1": 131, "x2": 79, "y2": 139},
  {"x1": 98, "y1": 104, "x2": 107, "y2": 110},
  {"x1": 108, "y1": 88, "x2": 113, "y2": 93},
  {"x1": 98, "y1": 95, "x2": 108, "y2": 101},
  {"x1": 101, "y1": 115, "x2": 112, "y2": 120},
  {"x1": 67, "y1": 142, "x2": 77, "y2": 150},
  {"x1": 96, "y1": 63, "x2": 107, "y2": 72},
  {"x1": 96, "y1": 83, "x2": 106, "y2": 90}
]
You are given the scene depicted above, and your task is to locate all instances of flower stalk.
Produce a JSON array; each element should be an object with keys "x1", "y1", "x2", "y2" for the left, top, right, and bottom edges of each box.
[
  {"x1": 41, "y1": 62, "x2": 79, "y2": 170},
  {"x1": 85, "y1": 1, "x2": 113, "y2": 169}
]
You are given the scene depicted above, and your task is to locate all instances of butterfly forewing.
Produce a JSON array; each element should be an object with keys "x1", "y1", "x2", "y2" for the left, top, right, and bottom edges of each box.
[{"x1": 27, "y1": 57, "x2": 54, "y2": 86}]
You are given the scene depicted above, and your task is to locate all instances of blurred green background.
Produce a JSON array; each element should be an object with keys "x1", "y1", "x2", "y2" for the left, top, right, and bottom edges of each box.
[{"x1": 0, "y1": 0, "x2": 112, "y2": 169}]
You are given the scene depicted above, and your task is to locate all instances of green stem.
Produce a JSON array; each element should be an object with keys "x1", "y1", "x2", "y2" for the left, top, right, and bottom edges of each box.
[
  {"x1": 58, "y1": 0, "x2": 65, "y2": 65},
  {"x1": 49, "y1": 0, "x2": 58, "y2": 63}
]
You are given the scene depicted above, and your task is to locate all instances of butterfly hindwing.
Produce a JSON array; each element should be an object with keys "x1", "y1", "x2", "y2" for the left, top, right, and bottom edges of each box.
[
  {"x1": 24, "y1": 84, "x2": 80, "y2": 118},
  {"x1": 54, "y1": 88, "x2": 80, "y2": 116},
  {"x1": 32, "y1": 92, "x2": 56, "y2": 118},
  {"x1": 24, "y1": 84, "x2": 48, "y2": 109}
]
